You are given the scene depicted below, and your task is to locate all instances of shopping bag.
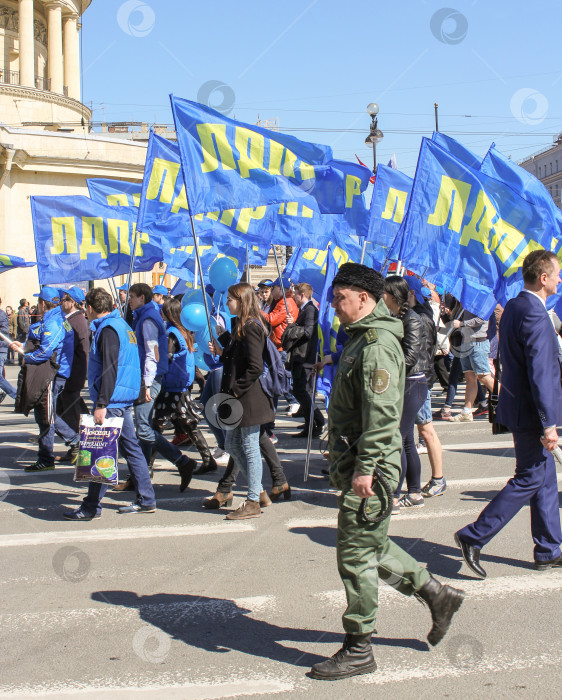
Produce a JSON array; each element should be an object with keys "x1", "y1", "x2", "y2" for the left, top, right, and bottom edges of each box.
[{"x1": 74, "y1": 414, "x2": 123, "y2": 486}]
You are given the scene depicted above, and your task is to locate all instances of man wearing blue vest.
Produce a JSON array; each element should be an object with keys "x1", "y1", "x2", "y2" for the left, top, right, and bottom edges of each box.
[
  {"x1": 152, "y1": 284, "x2": 168, "y2": 313},
  {"x1": 456, "y1": 250, "x2": 562, "y2": 575},
  {"x1": 12, "y1": 287, "x2": 74, "y2": 472},
  {"x1": 127, "y1": 283, "x2": 194, "y2": 488},
  {"x1": 64, "y1": 288, "x2": 156, "y2": 520}
]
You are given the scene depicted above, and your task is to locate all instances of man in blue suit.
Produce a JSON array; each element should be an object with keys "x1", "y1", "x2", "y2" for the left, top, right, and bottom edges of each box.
[{"x1": 455, "y1": 250, "x2": 562, "y2": 576}]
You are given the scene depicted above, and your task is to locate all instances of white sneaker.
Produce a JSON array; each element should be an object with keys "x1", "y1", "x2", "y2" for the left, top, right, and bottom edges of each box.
[
  {"x1": 416, "y1": 442, "x2": 428, "y2": 454},
  {"x1": 450, "y1": 411, "x2": 473, "y2": 422},
  {"x1": 286, "y1": 403, "x2": 300, "y2": 415},
  {"x1": 213, "y1": 448, "x2": 230, "y2": 466}
]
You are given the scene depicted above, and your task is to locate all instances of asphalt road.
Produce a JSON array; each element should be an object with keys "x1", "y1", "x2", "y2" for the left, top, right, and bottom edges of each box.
[{"x1": 1, "y1": 365, "x2": 561, "y2": 700}]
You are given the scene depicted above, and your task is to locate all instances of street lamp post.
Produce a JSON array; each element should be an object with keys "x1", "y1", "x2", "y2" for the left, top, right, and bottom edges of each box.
[{"x1": 360, "y1": 103, "x2": 384, "y2": 264}]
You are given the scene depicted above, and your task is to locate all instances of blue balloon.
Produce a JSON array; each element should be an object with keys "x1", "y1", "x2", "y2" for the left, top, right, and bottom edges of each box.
[
  {"x1": 180, "y1": 302, "x2": 208, "y2": 332},
  {"x1": 194, "y1": 351, "x2": 210, "y2": 371},
  {"x1": 180, "y1": 288, "x2": 212, "y2": 311},
  {"x1": 208, "y1": 257, "x2": 238, "y2": 292}
]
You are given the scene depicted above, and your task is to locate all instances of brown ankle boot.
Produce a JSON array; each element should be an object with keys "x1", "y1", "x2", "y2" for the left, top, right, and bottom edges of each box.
[
  {"x1": 202, "y1": 491, "x2": 234, "y2": 509},
  {"x1": 260, "y1": 490, "x2": 272, "y2": 507},
  {"x1": 269, "y1": 483, "x2": 291, "y2": 502},
  {"x1": 226, "y1": 500, "x2": 261, "y2": 520},
  {"x1": 113, "y1": 475, "x2": 134, "y2": 492}
]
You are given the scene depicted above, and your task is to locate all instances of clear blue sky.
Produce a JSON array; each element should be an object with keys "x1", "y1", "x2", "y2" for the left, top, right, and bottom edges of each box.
[{"x1": 81, "y1": 0, "x2": 561, "y2": 177}]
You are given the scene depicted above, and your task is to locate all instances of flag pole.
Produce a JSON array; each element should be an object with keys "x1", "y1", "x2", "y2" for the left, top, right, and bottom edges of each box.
[
  {"x1": 187, "y1": 218, "x2": 215, "y2": 341},
  {"x1": 122, "y1": 225, "x2": 140, "y2": 320},
  {"x1": 271, "y1": 244, "x2": 290, "y2": 316},
  {"x1": 245, "y1": 244, "x2": 251, "y2": 287}
]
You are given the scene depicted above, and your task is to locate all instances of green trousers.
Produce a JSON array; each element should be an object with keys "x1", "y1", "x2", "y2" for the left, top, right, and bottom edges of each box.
[{"x1": 337, "y1": 502, "x2": 430, "y2": 634}]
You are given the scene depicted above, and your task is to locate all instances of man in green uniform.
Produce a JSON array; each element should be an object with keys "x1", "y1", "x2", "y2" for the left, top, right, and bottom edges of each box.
[{"x1": 310, "y1": 263, "x2": 464, "y2": 681}]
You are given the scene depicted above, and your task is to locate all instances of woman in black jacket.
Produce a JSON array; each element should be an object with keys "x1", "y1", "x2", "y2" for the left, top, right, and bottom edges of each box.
[
  {"x1": 383, "y1": 276, "x2": 428, "y2": 511},
  {"x1": 210, "y1": 282, "x2": 274, "y2": 520}
]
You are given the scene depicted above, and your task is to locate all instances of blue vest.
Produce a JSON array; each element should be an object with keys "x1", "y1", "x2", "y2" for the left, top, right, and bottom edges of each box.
[
  {"x1": 133, "y1": 302, "x2": 168, "y2": 377},
  {"x1": 56, "y1": 307, "x2": 75, "y2": 379},
  {"x1": 162, "y1": 326, "x2": 195, "y2": 392},
  {"x1": 88, "y1": 310, "x2": 140, "y2": 408}
]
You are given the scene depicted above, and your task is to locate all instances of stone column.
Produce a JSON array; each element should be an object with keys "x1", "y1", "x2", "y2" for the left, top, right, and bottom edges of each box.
[
  {"x1": 63, "y1": 13, "x2": 80, "y2": 100},
  {"x1": 45, "y1": 1, "x2": 63, "y2": 94},
  {"x1": 18, "y1": 0, "x2": 35, "y2": 87}
]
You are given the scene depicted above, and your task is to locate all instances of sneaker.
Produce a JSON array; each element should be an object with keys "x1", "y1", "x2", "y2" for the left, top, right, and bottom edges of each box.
[
  {"x1": 433, "y1": 409, "x2": 451, "y2": 421},
  {"x1": 0, "y1": 391, "x2": 6, "y2": 405},
  {"x1": 117, "y1": 502, "x2": 156, "y2": 514},
  {"x1": 416, "y1": 442, "x2": 428, "y2": 455},
  {"x1": 392, "y1": 500, "x2": 401, "y2": 515},
  {"x1": 286, "y1": 403, "x2": 300, "y2": 416},
  {"x1": 63, "y1": 508, "x2": 101, "y2": 521},
  {"x1": 268, "y1": 434, "x2": 278, "y2": 444},
  {"x1": 473, "y1": 404, "x2": 488, "y2": 418},
  {"x1": 213, "y1": 448, "x2": 230, "y2": 466},
  {"x1": 398, "y1": 493, "x2": 425, "y2": 508},
  {"x1": 450, "y1": 411, "x2": 473, "y2": 422},
  {"x1": 28, "y1": 435, "x2": 39, "y2": 444},
  {"x1": 24, "y1": 461, "x2": 55, "y2": 472},
  {"x1": 422, "y1": 477, "x2": 447, "y2": 497}
]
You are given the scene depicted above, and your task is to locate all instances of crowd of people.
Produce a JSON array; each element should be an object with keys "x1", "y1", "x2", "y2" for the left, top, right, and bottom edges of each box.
[{"x1": 3, "y1": 249, "x2": 562, "y2": 679}]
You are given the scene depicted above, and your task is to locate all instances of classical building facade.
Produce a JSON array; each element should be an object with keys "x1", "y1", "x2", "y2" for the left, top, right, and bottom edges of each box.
[
  {"x1": 0, "y1": 0, "x2": 152, "y2": 306},
  {"x1": 518, "y1": 133, "x2": 562, "y2": 211}
]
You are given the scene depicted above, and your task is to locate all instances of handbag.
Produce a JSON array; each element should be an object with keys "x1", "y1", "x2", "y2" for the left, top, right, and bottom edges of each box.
[{"x1": 488, "y1": 352, "x2": 510, "y2": 435}]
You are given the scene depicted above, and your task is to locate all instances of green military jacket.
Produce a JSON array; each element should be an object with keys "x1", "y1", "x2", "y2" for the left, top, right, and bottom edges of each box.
[{"x1": 328, "y1": 301, "x2": 405, "y2": 510}]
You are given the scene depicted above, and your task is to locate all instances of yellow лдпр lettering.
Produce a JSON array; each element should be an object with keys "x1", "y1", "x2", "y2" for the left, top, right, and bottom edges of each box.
[
  {"x1": 345, "y1": 175, "x2": 362, "y2": 210},
  {"x1": 146, "y1": 158, "x2": 181, "y2": 204},
  {"x1": 80, "y1": 217, "x2": 107, "y2": 260},
  {"x1": 107, "y1": 220, "x2": 131, "y2": 255},
  {"x1": 490, "y1": 219, "x2": 543, "y2": 277},
  {"x1": 197, "y1": 124, "x2": 237, "y2": 173},
  {"x1": 459, "y1": 189, "x2": 497, "y2": 253},
  {"x1": 235, "y1": 127, "x2": 265, "y2": 179},
  {"x1": 236, "y1": 206, "x2": 267, "y2": 234},
  {"x1": 381, "y1": 188, "x2": 408, "y2": 223},
  {"x1": 50, "y1": 217, "x2": 77, "y2": 255},
  {"x1": 427, "y1": 176, "x2": 471, "y2": 233}
]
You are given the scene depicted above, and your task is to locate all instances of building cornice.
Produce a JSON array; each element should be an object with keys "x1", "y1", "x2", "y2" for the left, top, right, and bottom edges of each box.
[{"x1": 0, "y1": 83, "x2": 92, "y2": 119}]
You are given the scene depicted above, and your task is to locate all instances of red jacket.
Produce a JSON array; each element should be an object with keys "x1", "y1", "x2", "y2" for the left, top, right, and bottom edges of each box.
[{"x1": 263, "y1": 295, "x2": 299, "y2": 350}]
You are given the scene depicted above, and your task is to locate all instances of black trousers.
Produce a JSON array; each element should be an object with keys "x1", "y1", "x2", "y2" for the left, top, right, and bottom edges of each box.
[
  {"x1": 291, "y1": 362, "x2": 324, "y2": 429},
  {"x1": 218, "y1": 426, "x2": 287, "y2": 493},
  {"x1": 433, "y1": 355, "x2": 450, "y2": 391}
]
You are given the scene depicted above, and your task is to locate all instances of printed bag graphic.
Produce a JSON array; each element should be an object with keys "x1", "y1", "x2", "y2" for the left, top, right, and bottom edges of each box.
[{"x1": 74, "y1": 415, "x2": 123, "y2": 486}]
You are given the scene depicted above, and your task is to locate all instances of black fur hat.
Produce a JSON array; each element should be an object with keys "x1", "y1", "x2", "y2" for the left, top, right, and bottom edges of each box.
[{"x1": 332, "y1": 263, "x2": 384, "y2": 301}]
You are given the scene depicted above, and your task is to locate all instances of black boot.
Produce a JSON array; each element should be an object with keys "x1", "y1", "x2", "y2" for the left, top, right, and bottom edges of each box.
[
  {"x1": 415, "y1": 575, "x2": 465, "y2": 646},
  {"x1": 176, "y1": 455, "x2": 196, "y2": 492},
  {"x1": 189, "y1": 428, "x2": 218, "y2": 475},
  {"x1": 55, "y1": 445, "x2": 79, "y2": 464},
  {"x1": 310, "y1": 634, "x2": 376, "y2": 680}
]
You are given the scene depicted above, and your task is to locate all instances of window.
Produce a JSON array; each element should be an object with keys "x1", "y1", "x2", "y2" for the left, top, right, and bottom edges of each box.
[
  {"x1": 551, "y1": 163, "x2": 553, "y2": 175},
  {"x1": 556, "y1": 160, "x2": 559, "y2": 172},
  {"x1": 538, "y1": 166, "x2": 541, "y2": 177}
]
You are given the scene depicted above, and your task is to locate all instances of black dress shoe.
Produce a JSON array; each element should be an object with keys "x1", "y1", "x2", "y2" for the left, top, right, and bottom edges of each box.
[
  {"x1": 193, "y1": 458, "x2": 218, "y2": 475},
  {"x1": 535, "y1": 554, "x2": 562, "y2": 570},
  {"x1": 310, "y1": 634, "x2": 376, "y2": 680},
  {"x1": 455, "y1": 531, "x2": 487, "y2": 578},
  {"x1": 291, "y1": 429, "x2": 310, "y2": 439}
]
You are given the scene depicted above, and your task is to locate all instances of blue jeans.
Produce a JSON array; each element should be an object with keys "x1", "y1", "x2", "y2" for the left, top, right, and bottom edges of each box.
[
  {"x1": 54, "y1": 395, "x2": 79, "y2": 447},
  {"x1": 35, "y1": 375, "x2": 66, "y2": 466},
  {"x1": 201, "y1": 367, "x2": 225, "y2": 450},
  {"x1": 0, "y1": 350, "x2": 17, "y2": 399},
  {"x1": 133, "y1": 379, "x2": 182, "y2": 465},
  {"x1": 224, "y1": 424, "x2": 262, "y2": 502},
  {"x1": 81, "y1": 406, "x2": 156, "y2": 515}
]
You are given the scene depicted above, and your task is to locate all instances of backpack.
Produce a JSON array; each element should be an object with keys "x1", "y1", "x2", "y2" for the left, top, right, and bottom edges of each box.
[
  {"x1": 17, "y1": 308, "x2": 30, "y2": 335},
  {"x1": 260, "y1": 337, "x2": 292, "y2": 399}
]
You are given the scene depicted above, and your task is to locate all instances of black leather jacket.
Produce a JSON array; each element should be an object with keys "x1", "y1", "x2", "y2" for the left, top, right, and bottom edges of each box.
[{"x1": 401, "y1": 308, "x2": 434, "y2": 378}]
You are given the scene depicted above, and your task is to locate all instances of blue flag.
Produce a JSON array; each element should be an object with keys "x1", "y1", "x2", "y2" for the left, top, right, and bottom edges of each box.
[
  {"x1": 480, "y1": 145, "x2": 562, "y2": 236},
  {"x1": 30, "y1": 196, "x2": 164, "y2": 285},
  {"x1": 432, "y1": 131, "x2": 482, "y2": 170},
  {"x1": 316, "y1": 249, "x2": 340, "y2": 403},
  {"x1": 399, "y1": 138, "x2": 559, "y2": 318},
  {"x1": 87, "y1": 178, "x2": 142, "y2": 208},
  {"x1": 170, "y1": 96, "x2": 346, "y2": 215},
  {"x1": 283, "y1": 236, "x2": 371, "y2": 302},
  {"x1": 0, "y1": 254, "x2": 36, "y2": 273}
]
